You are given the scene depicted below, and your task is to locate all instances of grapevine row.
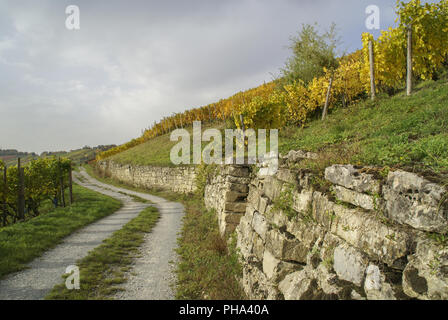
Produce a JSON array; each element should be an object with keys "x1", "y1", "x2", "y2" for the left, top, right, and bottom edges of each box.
[{"x1": 0, "y1": 157, "x2": 73, "y2": 227}]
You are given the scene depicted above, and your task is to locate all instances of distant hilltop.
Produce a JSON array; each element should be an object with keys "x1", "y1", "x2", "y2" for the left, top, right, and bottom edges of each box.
[
  {"x1": 0, "y1": 149, "x2": 37, "y2": 157},
  {"x1": 0, "y1": 145, "x2": 116, "y2": 166}
]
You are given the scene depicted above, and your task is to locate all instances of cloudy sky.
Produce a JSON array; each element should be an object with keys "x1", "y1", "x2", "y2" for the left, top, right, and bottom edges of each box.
[{"x1": 0, "y1": 0, "x2": 409, "y2": 153}]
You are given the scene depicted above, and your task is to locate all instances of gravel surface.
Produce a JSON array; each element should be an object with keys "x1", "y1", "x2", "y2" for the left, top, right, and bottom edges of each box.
[
  {"x1": 79, "y1": 170, "x2": 186, "y2": 300},
  {"x1": 0, "y1": 169, "x2": 184, "y2": 300}
]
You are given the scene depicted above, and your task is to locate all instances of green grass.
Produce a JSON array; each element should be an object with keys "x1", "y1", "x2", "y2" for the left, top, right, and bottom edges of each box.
[
  {"x1": 174, "y1": 195, "x2": 245, "y2": 300},
  {"x1": 109, "y1": 122, "x2": 226, "y2": 167},
  {"x1": 279, "y1": 79, "x2": 448, "y2": 175},
  {"x1": 46, "y1": 206, "x2": 159, "y2": 300},
  {"x1": 105, "y1": 79, "x2": 448, "y2": 177},
  {"x1": 86, "y1": 165, "x2": 246, "y2": 300},
  {"x1": 0, "y1": 184, "x2": 122, "y2": 279}
]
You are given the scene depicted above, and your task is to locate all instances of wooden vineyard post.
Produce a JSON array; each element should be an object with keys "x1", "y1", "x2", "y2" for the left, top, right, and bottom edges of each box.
[
  {"x1": 17, "y1": 158, "x2": 25, "y2": 221},
  {"x1": 322, "y1": 74, "x2": 334, "y2": 121},
  {"x1": 68, "y1": 163, "x2": 73, "y2": 205},
  {"x1": 2, "y1": 165, "x2": 7, "y2": 226},
  {"x1": 239, "y1": 114, "x2": 247, "y2": 163},
  {"x1": 368, "y1": 40, "x2": 376, "y2": 100},
  {"x1": 239, "y1": 114, "x2": 246, "y2": 132},
  {"x1": 407, "y1": 25, "x2": 413, "y2": 96},
  {"x1": 60, "y1": 159, "x2": 66, "y2": 207}
]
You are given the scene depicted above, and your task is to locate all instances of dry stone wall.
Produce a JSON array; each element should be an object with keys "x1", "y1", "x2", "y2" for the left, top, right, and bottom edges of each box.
[
  {"x1": 235, "y1": 158, "x2": 448, "y2": 300},
  {"x1": 98, "y1": 160, "x2": 197, "y2": 194},
  {"x1": 204, "y1": 166, "x2": 251, "y2": 236},
  {"x1": 99, "y1": 153, "x2": 448, "y2": 300}
]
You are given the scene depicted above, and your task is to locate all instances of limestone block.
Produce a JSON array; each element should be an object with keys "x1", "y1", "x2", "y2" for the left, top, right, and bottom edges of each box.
[
  {"x1": 263, "y1": 250, "x2": 280, "y2": 279},
  {"x1": 278, "y1": 269, "x2": 315, "y2": 300},
  {"x1": 262, "y1": 250, "x2": 299, "y2": 283},
  {"x1": 313, "y1": 192, "x2": 413, "y2": 268},
  {"x1": 258, "y1": 196, "x2": 269, "y2": 214},
  {"x1": 252, "y1": 211, "x2": 269, "y2": 241},
  {"x1": 333, "y1": 243, "x2": 369, "y2": 286},
  {"x1": 224, "y1": 166, "x2": 250, "y2": 177},
  {"x1": 286, "y1": 219, "x2": 324, "y2": 257},
  {"x1": 324, "y1": 165, "x2": 381, "y2": 194},
  {"x1": 276, "y1": 168, "x2": 298, "y2": 185},
  {"x1": 333, "y1": 185, "x2": 376, "y2": 211},
  {"x1": 265, "y1": 205, "x2": 288, "y2": 229},
  {"x1": 265, "y1": 229, "x2": 308, "y2": 263},
  {"x1": 263, "y1": 176, "x2": 283, "y2": 201},
  {"x1": 403, "y1": 239, "x2": 448, "y2": 300},
  {"x1": 246, "y1": 187, "x2": 261, "y2": 211},
  {"x1": 252, "y1": 233, "x2": 265, "y2": 261},
  {"x1": 383, "y1": 170, "x2": 448, "y2": 233},
  {"x1": 292, "y1": 189, "x2": 313, "y2": 213},
  {"x1": 364, "y1": 264, "x2": 397, "y2": 300}
]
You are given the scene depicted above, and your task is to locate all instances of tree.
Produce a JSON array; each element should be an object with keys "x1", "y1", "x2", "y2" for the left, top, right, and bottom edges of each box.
[{"x1": 281, "y1": 23, "x2": 340, "y2": 85}]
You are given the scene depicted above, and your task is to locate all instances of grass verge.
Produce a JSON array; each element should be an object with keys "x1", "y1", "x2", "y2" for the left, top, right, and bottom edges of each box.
[
  {"x1": 46, "y1": 205, "x2": 159, "y2": 300},
  {"x1": 86, "y1": 164, "x2": 246, "y2": 300},
  {"x1": 0, "y1": 184, "x2": 122, "y2": 279},
  {"x1": 175, "y1": 195, "x2": 245, "y2": 300}
]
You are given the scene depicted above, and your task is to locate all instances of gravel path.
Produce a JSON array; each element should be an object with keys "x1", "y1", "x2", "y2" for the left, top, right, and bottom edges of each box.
[
  {"x1": 77, "y1": 170, "x2": 186, "y2": 300},
  {"x1": 0, "y1": 169, "x2": 184, "y2": 300}
]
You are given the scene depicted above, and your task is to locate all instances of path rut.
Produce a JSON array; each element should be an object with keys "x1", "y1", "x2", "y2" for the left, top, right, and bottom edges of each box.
[{"x1": 0, "y1": 169, "x2": 184, "y2": 300}]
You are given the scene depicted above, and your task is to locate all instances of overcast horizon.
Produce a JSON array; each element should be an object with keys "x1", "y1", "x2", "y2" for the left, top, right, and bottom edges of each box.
[{"x1": 0, "y1": 0, "x2": 420, "y2": 153}]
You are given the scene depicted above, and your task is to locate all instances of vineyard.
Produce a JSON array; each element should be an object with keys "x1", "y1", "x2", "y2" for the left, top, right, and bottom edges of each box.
[
  {"x1": 97, "y1": 0, "x2": 448, "y2": 161},
  {"x1": 0, "y1": 157, "x2": 73, "y2": 227}
]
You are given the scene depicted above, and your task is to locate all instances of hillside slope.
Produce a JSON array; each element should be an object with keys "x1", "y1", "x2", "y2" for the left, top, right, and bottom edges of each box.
[{"x1": 102, "y1": 78, "x2": 448, "y2": 176}]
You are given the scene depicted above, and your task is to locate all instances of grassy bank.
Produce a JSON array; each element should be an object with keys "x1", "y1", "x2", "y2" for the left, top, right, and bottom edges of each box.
[
  {"x1": 86, "y1": 164, "x2": 246, "y2": 300},
  {"x1": 0, "y1": 184, "x2": 122, "y2": 279},
  {"x1": 108, "y1": 122, "x2": 226, "y2": 167},
  {"x1": 279, "y1": 79, "x2": 448, "y2": 175},
  {"x1": 46, "y1": 205, "x2": 159, "y2": 300}
]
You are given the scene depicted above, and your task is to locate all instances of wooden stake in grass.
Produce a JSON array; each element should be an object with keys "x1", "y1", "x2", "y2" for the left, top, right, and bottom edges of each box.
[
  {"x1": 17, "y1": 158, "x2": 25, "y2": 221},
  {"x1": 407, "y1": 25, "x2": 413, "y2": 96},
  {"x1": 68, "y1": 163, "x2": 73, "y2": 205},
  {"x1": 2, "y1": 165, "x2": 7, "y2": 226},
  {"x1": 368, "y1": 40, "x2": 376, "y2": 100},
  {"x1": 322, "y1": 74, "x2": 334, "y2": 121},
  {"x1": 60, "y1": 159, "x2": 66, "y2": 207}
]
